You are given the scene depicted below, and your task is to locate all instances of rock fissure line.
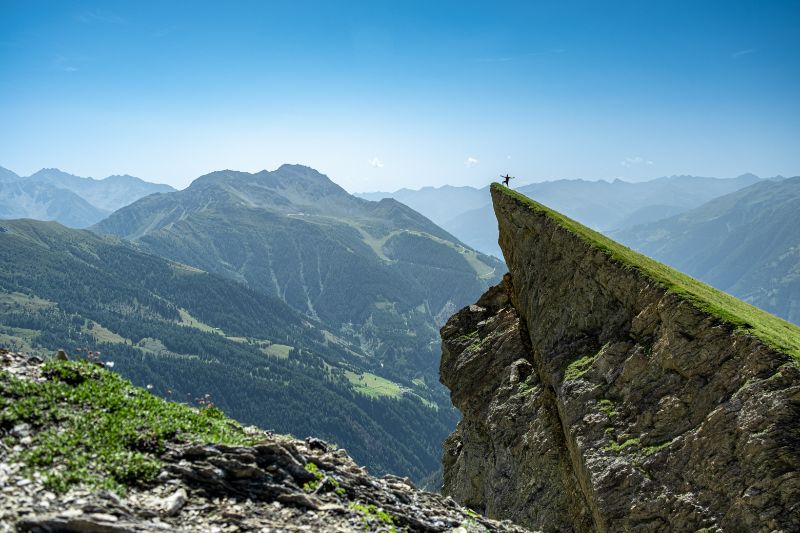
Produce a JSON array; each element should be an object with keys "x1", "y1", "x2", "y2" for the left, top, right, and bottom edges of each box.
[
  {"x1": 510, "y1": 278, "x2": 601, "y2": 531},
  {"x1": 542, "y1": 369, "x2": 601, "y2": 531}
]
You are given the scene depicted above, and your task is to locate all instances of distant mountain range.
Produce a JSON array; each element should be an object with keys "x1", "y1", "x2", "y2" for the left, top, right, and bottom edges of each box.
[
  {"x1": 0, "y1": 166, "x2": 174, "y2": 227},
  {"x1": 613, "y1": 176, "x2": 800, "y2": 324},
  {"x1": 94, "y1": 165, "x2": 502, "y2": 380},
  {"x1": 358, "y1": 185, "x2": 488, "y2": 228},
  {"x1": 358, "y1": 174, "x2": 766, "y2": 257},
  {"x1": 0, "y1": 179, "x2": 106, "y2": 228},
  {"x1": 85, "y1": 164, "x2": 500, "y2": 481}
]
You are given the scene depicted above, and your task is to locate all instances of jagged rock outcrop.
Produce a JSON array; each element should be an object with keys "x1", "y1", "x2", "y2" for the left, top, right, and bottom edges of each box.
[
  {"x1": 441, "y1": 184, "x2": 800, "y2": 532},
  {"x1": 440, "y1": 277, "x2": 593, "y2": 531},
  {"x1": 1, "y1": 350, "x2": 528, "y2": 533}
]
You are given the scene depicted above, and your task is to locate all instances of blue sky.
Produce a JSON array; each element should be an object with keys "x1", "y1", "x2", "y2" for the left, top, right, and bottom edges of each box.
[{"x1": 1, "y1": 0, "x2": 798, "y2": 191}]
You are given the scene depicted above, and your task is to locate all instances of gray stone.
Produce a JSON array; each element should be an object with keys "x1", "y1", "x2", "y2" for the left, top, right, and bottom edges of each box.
[
  {"x1": 440, "y1": 187, "x2": 800, "y2": 532},
  {"x1": 161, "y1": 488, "x2": 187, "y2": 517}
]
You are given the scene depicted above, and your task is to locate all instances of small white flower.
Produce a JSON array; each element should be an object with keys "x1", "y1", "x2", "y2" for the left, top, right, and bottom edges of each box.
[
  {"x1": 146, "y1": 384, "x2": 153, "y2": 390},
  {"x1": 104, "y1": 361, "x2": 115, "y2": 368}
]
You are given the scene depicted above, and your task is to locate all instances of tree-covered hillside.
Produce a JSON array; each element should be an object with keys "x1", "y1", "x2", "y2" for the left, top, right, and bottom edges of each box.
[
  {"x1": 0, "y1": 219, "x2": 457, "y2": 481},
  {"x1": 93, "y1": 165, "x2": 503, "y2": 383}
]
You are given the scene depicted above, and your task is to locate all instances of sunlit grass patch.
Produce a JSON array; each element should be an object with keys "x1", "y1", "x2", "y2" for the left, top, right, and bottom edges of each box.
[
  {"x1": 494, "y1": 183, "x2": 800, "y2": 362},
  {"x1": 344, "y1": 371, "x2": 403, "y2": 399},
  {"x1": 0, "y1": 359, "x2": 256, "y2": 493}
]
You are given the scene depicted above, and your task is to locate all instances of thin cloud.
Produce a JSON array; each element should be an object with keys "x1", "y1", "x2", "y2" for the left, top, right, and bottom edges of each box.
[
  {"x1": 731, "y1": 48, "x2": 756, "y2": 59},
  {"x1": 368, "y1": 157, "x2": 384, "y2": 168},
  {"x1": 465, "y1": 157, "x2": 479, "y2": 167},
  {"x1": 621, "y1": 156, "x2": 653, "y2": 168}
]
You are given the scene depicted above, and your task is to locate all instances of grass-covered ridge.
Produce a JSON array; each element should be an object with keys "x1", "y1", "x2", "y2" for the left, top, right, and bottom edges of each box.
[
  {"x1": 492, "y1": 183, "x2": 800, "y2": 362},
  {"x1": 0, "y1": 358, "x2": 257, "y2": 493}
]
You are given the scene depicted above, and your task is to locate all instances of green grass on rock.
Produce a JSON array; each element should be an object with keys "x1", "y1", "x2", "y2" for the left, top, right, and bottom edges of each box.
[
  {"x1": 493, "y1": 183, "x2": 800, "y2": 362},
  {"x1": 0, "y1": 359, "x2": 256, "y2": 493}
]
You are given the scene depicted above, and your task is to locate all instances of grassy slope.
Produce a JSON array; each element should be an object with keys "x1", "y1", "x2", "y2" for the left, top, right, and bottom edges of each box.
[
  {"x1": 0, "y1": 358, "x2": 255, "y2": 493},
  {"x1": 493, "y1": 183, "x2": 800, "y2": 362},
  {"x1": 345, "y1": 371, "x2": 403, "y2": 399}
]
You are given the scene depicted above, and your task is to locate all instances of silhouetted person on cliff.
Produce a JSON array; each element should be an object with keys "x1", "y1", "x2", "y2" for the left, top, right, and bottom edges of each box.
[{"x1": 501, "y1": 174, "x2": 515, "y2": 186}]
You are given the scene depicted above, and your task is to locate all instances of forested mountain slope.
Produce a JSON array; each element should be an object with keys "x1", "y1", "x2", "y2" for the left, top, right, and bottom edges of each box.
[
  {"x1": 93, "y1": 164, "x2": 503, "y2": 383},
  {"x1": 0, "y1": 219, "x2": 457, "y2": 480}
]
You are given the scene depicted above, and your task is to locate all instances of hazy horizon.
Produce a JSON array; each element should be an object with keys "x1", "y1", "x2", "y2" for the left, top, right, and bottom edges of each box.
[
  {"x1": 0, "y1": 162, "x2": 783, "y2": 195},
  {"x1": 1, "y1": 0, "x2": 798, "y2": 191}
]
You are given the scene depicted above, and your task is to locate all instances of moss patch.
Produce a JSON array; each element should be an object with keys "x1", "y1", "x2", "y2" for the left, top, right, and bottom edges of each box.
[
  {"x1": 493, "y1": 184, "x2": 800, "y2": 362},
  {"x1": 605, "y1": 437, "x2": 640, "y2": 453},
  {"x1": 303, "y1": 462, "x2": 324, "y2": 491},
  {"x1": 597, "y1": 399, "x2": 618, "y2": 418},
  {"x1": 349, "y1": 502, "x2": 403, "y2": 532},
  {"x1": 642, "y1": 439, "x2": 674, "y2": 456},
  {"x1": 564, "y1": 353, "x2": 598, "y2": 381}
]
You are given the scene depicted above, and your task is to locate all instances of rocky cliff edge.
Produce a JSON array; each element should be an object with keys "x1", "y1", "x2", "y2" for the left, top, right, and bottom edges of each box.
[
  {"x1": 0, "y1": 350, "x2": 527, "y2": 533},
  {"x1": 441, "y1": 184, "x2": 800, "y2": 532}
]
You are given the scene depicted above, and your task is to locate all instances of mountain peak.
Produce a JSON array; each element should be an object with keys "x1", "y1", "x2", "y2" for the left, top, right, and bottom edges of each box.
[
  {"x1": 275, "y1": 163, "x2": 322, "y2": 174},
  {"x1": 734, "y1": 172, "x2": 760, "y2": 181},
  {"x1": 186, "y1": 165, "x2": 353, "y2": 212},
  {"x1": 191, "y1": 169, "x2": 253, "y2": 187},
  {"x1": 4, "y1": 168, "x2": 175, "y2": 221},
  {"x1": 272, "y1": 164, "x2": 346, "y2": 191},
  {"x1": 30, "y1": 168, "x2": 78, "y2": 179},
  {"x1": 0, "y1": 166, "x2": 20, "y2": 182}
]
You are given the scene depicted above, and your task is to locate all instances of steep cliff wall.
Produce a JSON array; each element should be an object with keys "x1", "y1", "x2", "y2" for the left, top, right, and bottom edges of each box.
[{"x1": 441, "y1": 184, "x2": 800, "y2": 532}]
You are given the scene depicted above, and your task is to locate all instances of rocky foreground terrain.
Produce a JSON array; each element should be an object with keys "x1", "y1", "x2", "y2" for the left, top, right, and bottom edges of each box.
[
  {"x1": 0, "y1": 350, "x2": 526, "y2": 533},
  {"x1": 440, "y1": 185, "x2": 800, "y2": 531}
]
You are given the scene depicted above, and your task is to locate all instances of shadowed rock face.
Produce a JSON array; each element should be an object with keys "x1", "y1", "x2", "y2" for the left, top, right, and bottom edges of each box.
[
  {"x1": 441, "y1": 277, "x2": 594, "y2": 531},
  {"x1": 441, "y1": 186, "x2": 800, "y2": 532}
]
